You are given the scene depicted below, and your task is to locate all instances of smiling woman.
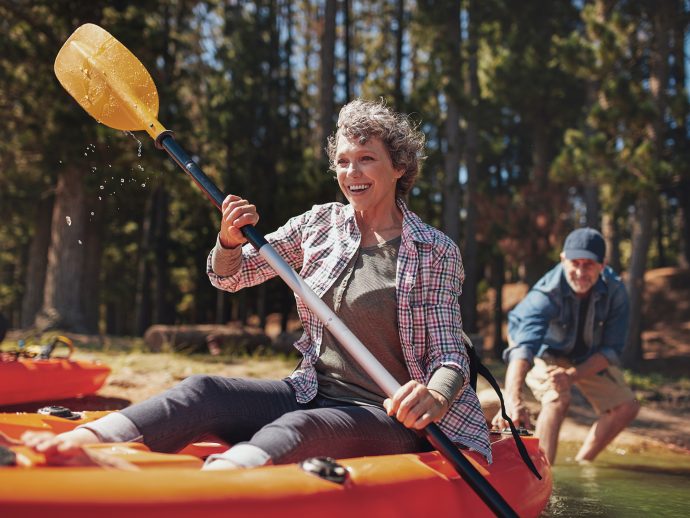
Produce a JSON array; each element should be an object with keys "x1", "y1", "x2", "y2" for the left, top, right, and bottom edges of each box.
[{"x1": 25, "y1": 98, "x2": 492, "y2": 475}]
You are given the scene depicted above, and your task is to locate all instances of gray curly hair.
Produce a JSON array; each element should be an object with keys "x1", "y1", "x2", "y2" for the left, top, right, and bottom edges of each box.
[{"x1": 326, "y1": 98, "x2": 426, "y2": 198}]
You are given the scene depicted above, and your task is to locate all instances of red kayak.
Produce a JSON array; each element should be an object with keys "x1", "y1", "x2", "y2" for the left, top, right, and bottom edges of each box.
[
  {"x1": 0, "y1": 337, "x2": 110, "y2": 406},
  {"x1": 0, "y1": 410, "x2": 552, "y2": 517}
]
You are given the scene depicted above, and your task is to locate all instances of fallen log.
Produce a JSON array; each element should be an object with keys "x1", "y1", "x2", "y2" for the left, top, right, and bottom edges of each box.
[{"x1": 143, "y1": 324, "x2": 271, "y2": 354}]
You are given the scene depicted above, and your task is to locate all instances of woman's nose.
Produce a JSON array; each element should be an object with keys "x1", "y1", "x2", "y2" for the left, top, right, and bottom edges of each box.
[{"x1": 346, "y1": 162, "x2": 361, "y2": 176}]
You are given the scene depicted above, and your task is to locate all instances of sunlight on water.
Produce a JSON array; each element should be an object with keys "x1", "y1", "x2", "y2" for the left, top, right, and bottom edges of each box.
[{"x1": 543, "y1": 441, "x2": 690, "y2": 517}]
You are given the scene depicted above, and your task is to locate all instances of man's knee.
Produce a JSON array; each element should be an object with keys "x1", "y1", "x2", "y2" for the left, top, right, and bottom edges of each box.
[
  {"x1": 610, "y1": 399, "x2": 640, "y2": 423},
  {"x1": 541, "y1": 392, "x2": 571, "y2": 416}
]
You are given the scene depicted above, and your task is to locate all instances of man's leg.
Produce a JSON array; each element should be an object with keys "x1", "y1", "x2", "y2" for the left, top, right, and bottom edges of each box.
[
  {"x1": 534, "y1": 395, "x2": 571, "y2": 465},
  {"x1": 526, "y1": 357, "x2": 572, "y2": 465},
  {"x1": 574, "y1": 366, "x2": 639, "y2": 462},
  {"x1": 575, "y1": 399, "x2": 640, "y2": 462}
]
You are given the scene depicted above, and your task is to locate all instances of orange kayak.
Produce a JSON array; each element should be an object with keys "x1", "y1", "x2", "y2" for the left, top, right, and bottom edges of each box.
[
  {"x1": 0, "y1": 411, "x2": 552, "y2": 517},
  {"x1": 0, "y1": 358, "x2": 110, "y2": 405}
]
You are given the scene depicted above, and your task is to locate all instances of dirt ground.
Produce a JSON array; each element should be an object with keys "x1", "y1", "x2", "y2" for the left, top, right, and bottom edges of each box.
[{"x1": 2, "y1": 267, "x2": 688, "y2": 456}]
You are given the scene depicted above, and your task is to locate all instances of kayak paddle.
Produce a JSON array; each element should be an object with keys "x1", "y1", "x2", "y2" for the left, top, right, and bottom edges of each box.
[{"x1": 54, "y1": 23, "x2": 519, "y2": 518}]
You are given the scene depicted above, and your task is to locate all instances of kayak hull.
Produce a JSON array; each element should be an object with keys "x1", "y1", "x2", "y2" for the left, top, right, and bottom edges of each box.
[
  {"x1": 0, "y1": 359, "x2": 111, "y2": 405},
  {"x1": 0, "y1": 412, "x2": 552, "y2": 518}
]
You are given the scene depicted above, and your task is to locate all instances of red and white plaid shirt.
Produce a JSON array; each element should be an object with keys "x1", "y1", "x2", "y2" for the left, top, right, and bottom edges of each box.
[{"x1": 208, "y1": 198, "x2": 491, "y2": 461}]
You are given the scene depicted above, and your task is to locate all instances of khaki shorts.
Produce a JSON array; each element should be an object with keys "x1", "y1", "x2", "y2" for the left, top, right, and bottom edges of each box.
[{"x1": 525, "y1": 355, "x2": 636, "y2": 415}]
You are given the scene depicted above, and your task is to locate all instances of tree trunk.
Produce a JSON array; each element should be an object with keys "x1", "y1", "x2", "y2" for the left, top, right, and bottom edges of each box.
[
  {"x1": 135, "y1": 193, "x2": 154, "y2": 335},
  {"x1": 440, "y1": 0, "x2": 462, "y2": 245},
  {"x1": 20, "y1": 194, "x2": 54, "y2": 328},
  {"x1": 461, "y1": 0, "x2": 479, "y2": 333},
  {"x1": 35, "y1": 166, "x2": 87, "y2": 332},
  {"x1": 523, "y1": 124, "x2": 554, "y2": 285},
  {"x1": 393, "y1": 0, "x2": 404, "y2": 109},
  {"x1": 623, "y1": 193, "x2": 655, "y2": 368},
  {"x1": 679, "y1": 180, "x2": 690, "y2": 268},
  {"x1": 672, "y1": 1, "x2": 690, "y2": 268},
  {"x1": 343, "y1": 0, "x2": 352, "y2": 103},
  {"x1": 80, "y1": 199, "x2": 104, "y2": 334},
  {"x1": 602, "y1": 206, "x2": 622, "y2": 273},
  {"x1": 153, "y1": 186, "x2": 173, "y2": 324},
  {"x1": 491, "y1": 252, "x2": 506, "y2": 359},
  {"x1": 655, "y1": 201, "x2": 666, "y2": 268},
  {"x1": 319, "y1": 0, "x2": 336, "y2": 159}
]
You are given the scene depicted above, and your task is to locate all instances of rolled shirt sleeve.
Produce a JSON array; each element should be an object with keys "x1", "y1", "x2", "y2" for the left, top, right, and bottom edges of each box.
[
  {"x1": 504, "y1": 289, "x2": 559, "y2": 365},
  {"x1": 210, "y1": 234, "x2": 243, "y2": 276}
]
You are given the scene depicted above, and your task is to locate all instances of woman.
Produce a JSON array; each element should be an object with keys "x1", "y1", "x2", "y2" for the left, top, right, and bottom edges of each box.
[{"x1": 22, "y1": 99, "x2": 491, "y2": 468}]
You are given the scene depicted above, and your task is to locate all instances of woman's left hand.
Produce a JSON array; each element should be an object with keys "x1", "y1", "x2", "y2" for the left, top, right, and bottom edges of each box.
[{"x1": 383, "y1": 380, "x2": 450, "y2": 430}]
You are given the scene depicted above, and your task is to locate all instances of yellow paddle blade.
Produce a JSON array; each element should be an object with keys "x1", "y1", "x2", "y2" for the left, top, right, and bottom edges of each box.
[{"x1": 54, "y1": 23, "x2": 167, "y2": 140}]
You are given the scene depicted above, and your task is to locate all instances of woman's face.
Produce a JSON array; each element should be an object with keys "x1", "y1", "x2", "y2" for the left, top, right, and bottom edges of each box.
[{"x1": 334, "y1": 135, "x2": 403, "y2": 215}]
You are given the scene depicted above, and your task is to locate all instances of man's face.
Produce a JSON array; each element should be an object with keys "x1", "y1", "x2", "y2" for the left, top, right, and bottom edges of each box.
[{"x1": 560, "y1": 254, "x2": 604, "y2": 296}]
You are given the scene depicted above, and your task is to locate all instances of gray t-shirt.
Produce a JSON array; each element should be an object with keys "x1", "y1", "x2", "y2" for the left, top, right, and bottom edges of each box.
[{"x1": 316, "y1": 237, "x2": 408, "y2": 405}]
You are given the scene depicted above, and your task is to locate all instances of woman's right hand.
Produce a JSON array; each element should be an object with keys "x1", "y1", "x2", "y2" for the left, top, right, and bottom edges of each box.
[{"x1": 219, "y1": 195, "x2": 260, "y2": 248}]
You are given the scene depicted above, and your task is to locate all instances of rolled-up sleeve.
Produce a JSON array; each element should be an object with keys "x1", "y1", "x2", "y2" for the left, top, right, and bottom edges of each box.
[
  {"x1": 207, "y1": 210, "x2": 308, "y2": 293},
  {"x1": 504, "y1": 290, "x2": 558, "y2": 365}
]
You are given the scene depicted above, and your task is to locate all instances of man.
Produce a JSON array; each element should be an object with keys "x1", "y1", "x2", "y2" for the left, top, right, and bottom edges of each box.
[{"x1": 492, "y1": 228, "x2": 639, "y2": 464}]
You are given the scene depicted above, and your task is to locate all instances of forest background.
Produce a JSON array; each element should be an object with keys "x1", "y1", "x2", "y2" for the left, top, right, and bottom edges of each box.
[{"x1": 1, "y1": 0, "x2": 689, "y2": 371}]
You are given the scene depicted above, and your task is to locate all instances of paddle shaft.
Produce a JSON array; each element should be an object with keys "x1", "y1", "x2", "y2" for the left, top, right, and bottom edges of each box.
[{"x1": 158, "y1": 133, "x2": 517, "y2": 518}]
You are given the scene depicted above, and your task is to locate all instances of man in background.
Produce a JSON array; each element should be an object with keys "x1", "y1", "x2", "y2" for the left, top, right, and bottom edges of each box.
[{"x1": 492, "y1": 228, "x2": 640, "y2": 464}]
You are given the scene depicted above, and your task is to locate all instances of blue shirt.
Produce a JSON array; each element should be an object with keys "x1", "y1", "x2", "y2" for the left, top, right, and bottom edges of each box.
[{"x1": 504, "y1": 263, "x2": 629, "y2": 366}]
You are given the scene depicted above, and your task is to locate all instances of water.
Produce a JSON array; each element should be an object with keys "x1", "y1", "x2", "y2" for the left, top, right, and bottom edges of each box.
[{"x1": 543, "y1": 441, "x2": 690, "y2": 517}]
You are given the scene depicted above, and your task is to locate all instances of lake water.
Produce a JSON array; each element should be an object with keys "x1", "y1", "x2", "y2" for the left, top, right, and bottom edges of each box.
[{"x1": 542, "y1": 441, "x2": 690, "y2": 517}]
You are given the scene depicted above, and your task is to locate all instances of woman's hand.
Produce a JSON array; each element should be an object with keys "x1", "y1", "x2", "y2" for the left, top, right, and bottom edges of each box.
[
  {"x1": 219, "y1": 195, "x2": 260, "y2": 248},
  {"x1": 20, "y1": 429, "x2": 100, "y2": 464},
  {"x1": 383, "y1": 380, "x2": 450, "y2": 430}
]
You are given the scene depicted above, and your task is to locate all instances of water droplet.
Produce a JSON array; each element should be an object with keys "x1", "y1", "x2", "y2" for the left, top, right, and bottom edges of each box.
[
  {"x1": 120, "y1": 178, "x2": 125, "y2": 183},
  {"x1": 90, "y1": 211, "x2": 95, "y2": 216},
  {"x1": 100, "y1": 185, "x2": 104, "y2": 190},
  {"x1": 65, "y1": 216, "x2": 72, "y2": 226},
  {"x1": 124, "y1": 130, "x2": 143, "y2": 157},
  {"x1": 141, "y1": 183, "x2": 146, "y2": 188},
  {"x1": 78, "y1": 240, "x2": 83, "y2": 245},
  {"x1": 98, "y1": 196, "x2": 102, "y2": 200}
]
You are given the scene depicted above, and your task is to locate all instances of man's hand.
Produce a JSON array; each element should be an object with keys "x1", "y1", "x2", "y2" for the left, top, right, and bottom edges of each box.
[
  {"x1": 492, "y1": 357, "x2": 532, "y2": 430},
  {"x1": 492, "y1": 399, "x2": 532, "y2": 430},
  {"x1": 545, "y1": 365, "x2": 577, "y2": 392}
]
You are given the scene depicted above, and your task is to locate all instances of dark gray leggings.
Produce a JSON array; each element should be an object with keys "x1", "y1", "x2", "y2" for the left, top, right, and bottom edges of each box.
[{"x1": 120, "y1": 375, "x2": 430, "y2": 464}]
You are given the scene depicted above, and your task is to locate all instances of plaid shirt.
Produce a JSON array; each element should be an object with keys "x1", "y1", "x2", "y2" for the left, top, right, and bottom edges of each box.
[{"x1": 208, "y1": 198, "x2": 491, "y2": 461}]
